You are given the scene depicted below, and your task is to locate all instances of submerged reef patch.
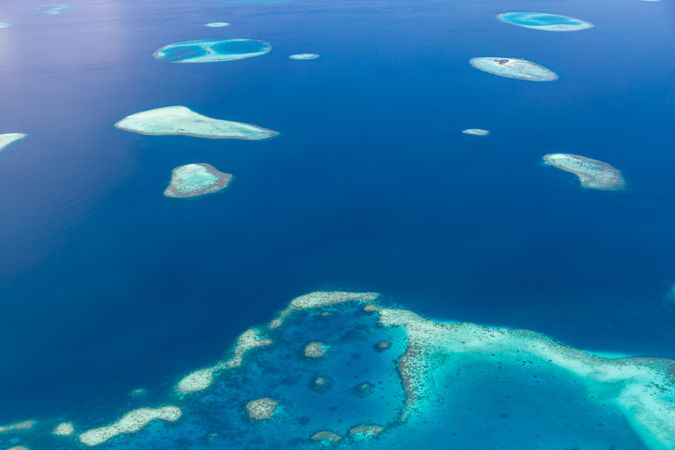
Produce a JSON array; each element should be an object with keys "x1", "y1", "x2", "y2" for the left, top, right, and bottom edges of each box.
[
  {"x1": 0, "y1": 22, "x2": 12, "y2": 29},
  {"x1": 115, "y1": 106, "x2": 278, "y2": 140},
  {"x1": 462, "y1": 128, "x2": 490, "y2": 136},
  {"x1": 289, "y1": 53, "x2": 320, "y2": 61},
  {"x1": 52, "y1": 422, "x2": 74, "y2": 436},
  {"x1": 153, "y1": 39, "x2": 271, "y2": 63},
  {"x1": 470, "y1": 57, "x2": 558, "y2": 81},
  {"x1": 164, "y1": 163, "x2": 232, "y2": 199},
  {"x1": 78, "y1": 406, "x2": 181, "y2": 447},
  {"x1": 0, "y1": 421, "x2": 34, "y2": 434},
  {"x1": 498, "y1": 12, "x2": 593, "y2": 31},
  {"x1": 543, "y1": 153, "x2": 625, "y2": 190},
  {"x1": 35, "y1": 4, "x2": 70, "y2": 15},
  {"x1": 304, "y1": 341, "x2": 329, "y2": 358},
  {"x1": 2, "y1": 291, "x2": 673, "y2": 450},
  {"x1": 0, "y1": 133, "x2": 28, "y2": 153}
]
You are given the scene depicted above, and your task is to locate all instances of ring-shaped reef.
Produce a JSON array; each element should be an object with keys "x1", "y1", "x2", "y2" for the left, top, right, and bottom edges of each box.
[
  {"x1": 115, "y1": 106, "x2": 278, "y2": 140},
  {"x1": 470, "y1": 57, "x2": 558, "y2": 81},
  {"x1": 2, "y1": 291, "x2": 672, "y2": 449},
  {"x1": 164, "y1": 163, "x2": 232, "y2": 199},
  {"x1": 544, "y1": 153, "x2": 625, "y2": 190},
  {"x1": 153, "y1": 39, "x2": 271, "y2": 63},
  {"x1": 0, "y1": 133, "x2": 28, "y2": 153},
  {"x1": 498, "y1": 12, "x2": 593, "y2": 31}
]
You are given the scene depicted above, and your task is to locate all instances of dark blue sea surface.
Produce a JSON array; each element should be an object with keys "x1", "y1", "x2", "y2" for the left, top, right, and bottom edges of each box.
[{"x1": 0, "y1": 0, "x2": 674, "y2": 444}]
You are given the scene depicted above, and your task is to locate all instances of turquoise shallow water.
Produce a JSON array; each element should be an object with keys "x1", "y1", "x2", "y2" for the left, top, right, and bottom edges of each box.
[{"x1": 500, "y1": 12, "x2": 584, "y2": 27}]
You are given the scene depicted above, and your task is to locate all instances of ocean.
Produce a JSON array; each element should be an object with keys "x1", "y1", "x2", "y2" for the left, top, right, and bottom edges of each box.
[{"x1": 0, "y1": 0, "x2": 674, "y2": 447}]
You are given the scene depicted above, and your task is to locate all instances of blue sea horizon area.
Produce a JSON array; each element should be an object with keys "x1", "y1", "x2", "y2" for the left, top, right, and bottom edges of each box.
[{"x1": 0, "y1": 0, "x2": 674, "y2": 433}]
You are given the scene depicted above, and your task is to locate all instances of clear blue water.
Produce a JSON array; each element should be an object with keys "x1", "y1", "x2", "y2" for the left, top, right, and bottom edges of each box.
[{"x1": 1, "y1": 0, "x2": 674, "y2": 446}]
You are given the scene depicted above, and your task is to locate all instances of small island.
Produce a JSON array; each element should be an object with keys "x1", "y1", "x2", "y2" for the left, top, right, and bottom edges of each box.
[
  {"x1": 543, "y1": 153, "x2": 625, "y2": 190},
  {"x1": 164, "y1": 163, "x2": 232, "y2": 199},
  {"x1": 498, "y1": 12, "x2": 593, "y2": 32},
  {"x1": 0, "y1": 133, "x2": 28, "y2": 152},
  {"x1": 115, "y1": 106, "x2": 278, "y2": 140},
  {"x1": 289, "y1": 53, "x2": 320, "y2": 61},
  {"x1": 310, "y1": 430, "x2": 342, "y2": 445},
  {"x1": 462, "y1": 128, "x2": 490, "y2": 136},
  {"x1": 470, "y1": 57, "x2": 558, "y2": 81},
  {"x1": 304, "y1": 341, "x2": 329, "y2": 358},
  {"x1": 245, "y1": 397, "x2": 278, "y2": 421},
  {"x1": 153, "y1": 39, "x2": 271, "y2": 63},
  {"x1": 204, "y1": 22, "x2": 230, "y2": 28}
]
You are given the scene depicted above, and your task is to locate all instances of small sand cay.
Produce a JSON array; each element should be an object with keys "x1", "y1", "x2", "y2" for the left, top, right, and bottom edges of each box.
[
  {"x1": 0, "y1": 133, "x2": 27, "y2": 152},
  {"x1": 470, "y1": 57, "x2": 558, "y2": 81},
  {"x1": 289, "y1": 53, "x2": 320, "y2": 61},
  {"x1": 164, "y1": 163, "x2": 232, "y2": 199},
  {"x1": 498, "y1": 12, "x2": 593, "y2": 31},
  {"x1": 462, "y1": 128, "x2": 490, "y2": 136},
  {"x1": 205, "y1": 22, "x2": 230, "y2": 28},
  {"x1": 544, "y1": 153, "x2": 625, "y2": 190},
  {"x1": 153, "y1": 39, "x2": 271, "y2": 63},
  {"x1": 115, "y1": 106, "x2": 278, "y2": 140}
]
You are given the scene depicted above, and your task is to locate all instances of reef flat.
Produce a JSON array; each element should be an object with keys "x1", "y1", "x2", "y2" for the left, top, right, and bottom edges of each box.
[
  {"x1": 0, "y1": 133, "x2": 28, "y2": 152},
  {"x1": 544, "y1": 153, "x2": 625, "y2": 190},
  {"x1": 498, "y1": 12, "x2": 593, "y2": 31},
  {"x1": 289, "y1": 53, "x2": 320, "y2": 61},
  {"x1": 462, "y1": 128, "x2": 490, "y2": 136},
  {"x1": 153, "y1": 39, "x2": 271, "y2": 63},
  {"x1": 115, "y1": 106, "x2": 278, "y2": 140},
  {"x1": 163, "y1": 163, "x2": 232, "y2": 199},
  {"x1": 2, "y1": 291, "x2": 672, "y2": 449},
  {"x1": 204, "y1": 22, "x2": 230, "y2": 28},
  {"x1": 470, "y1": 57, "x2": 558, "y2": 81}
]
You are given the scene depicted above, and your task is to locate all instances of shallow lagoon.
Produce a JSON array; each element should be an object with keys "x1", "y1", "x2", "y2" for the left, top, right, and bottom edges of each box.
[
  {"x1": 498, "y1": 12, "x2": 593, "y2": 32},
  {"x1": 153, "y1": 39, "x2": 271, "y2": 63}
]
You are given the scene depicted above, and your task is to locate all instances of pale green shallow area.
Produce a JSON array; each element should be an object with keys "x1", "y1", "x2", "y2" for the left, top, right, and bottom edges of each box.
[
  {"x1": 115, "y1": 106, "x2": 278, "y2": 140},
  {"x1": 462, "y1": 128, "x2": 490, "y2": 136},
  {"x1": 498, "y1": 12, "x2": 594, "y2": 32},
  {"x1": 544, "y1": 153, "x2": 625, "y2": 190},
  {"x1": 0, "y1": 133, "x2": 28, "y2": 152},
  {"x1": 470, "y1": 57, "x2": 558, "y2": 81},
  {"x1": 0, "y1": 23, "x2": 12, "y2": 29},
  {"x1": 35, "y1": 4, "x2": 70, "y2": 15},
  {"x1": 164, "y1": 163, "x2": 232, "y2": 198}
]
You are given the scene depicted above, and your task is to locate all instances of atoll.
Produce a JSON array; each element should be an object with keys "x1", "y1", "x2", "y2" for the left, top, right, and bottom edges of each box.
[
  {"x1": 543, "y1": 153, "x2": 625, "y2": 190},
  {"x1": 304, "y1": 341, "x2": 329, "y2": 358},
  {"x1": 164, "y1": 163, "x2": 232, "y2": 199},
  {"x1": 115, "y1": 106, "x2": 278, "y2": 140},
  {"x1": 79, "y1": 406, "x2": 182, "y2": 447},
  {"x1": 310, "y1": 430, "x2": 342, "y2": 445},
  {"x1": 289, "y1": 53, "x2": 320, "y2": 61},
  {"x1": 205, "y1": 22, "x2": 230, "y2": 28},
  {"x1": 0, "y1": 133, "x2": 28, "y2": 152},
  {"x1": 245, "y1": 397, "x2": 279, "y2": 420},
  {"x1": 470, "y1": 57, "x2": 558, "y2": 81},
  {"x1": 498, "y1": 12, "x2": 593, "y2": 31},
  {"x1": 462, "y1": 128, "x2": 490, "y2": 136},
  {"x1": 153, "y1": 39, "x2": 271, "y2": 63}
]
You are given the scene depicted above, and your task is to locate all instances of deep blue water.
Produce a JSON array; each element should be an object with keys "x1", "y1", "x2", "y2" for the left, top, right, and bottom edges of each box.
[{"x1": 1, "y1": 0, "x2": 675, "y2": 432}]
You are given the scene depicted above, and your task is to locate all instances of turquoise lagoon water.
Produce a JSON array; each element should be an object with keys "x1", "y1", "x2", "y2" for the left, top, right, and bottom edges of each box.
[
  {"x1": 1, "y1": 0, "x2": 675, "y2": 448},
  {"x1": 498, "y1": 12, "x2": 592, "y2": 30}
]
